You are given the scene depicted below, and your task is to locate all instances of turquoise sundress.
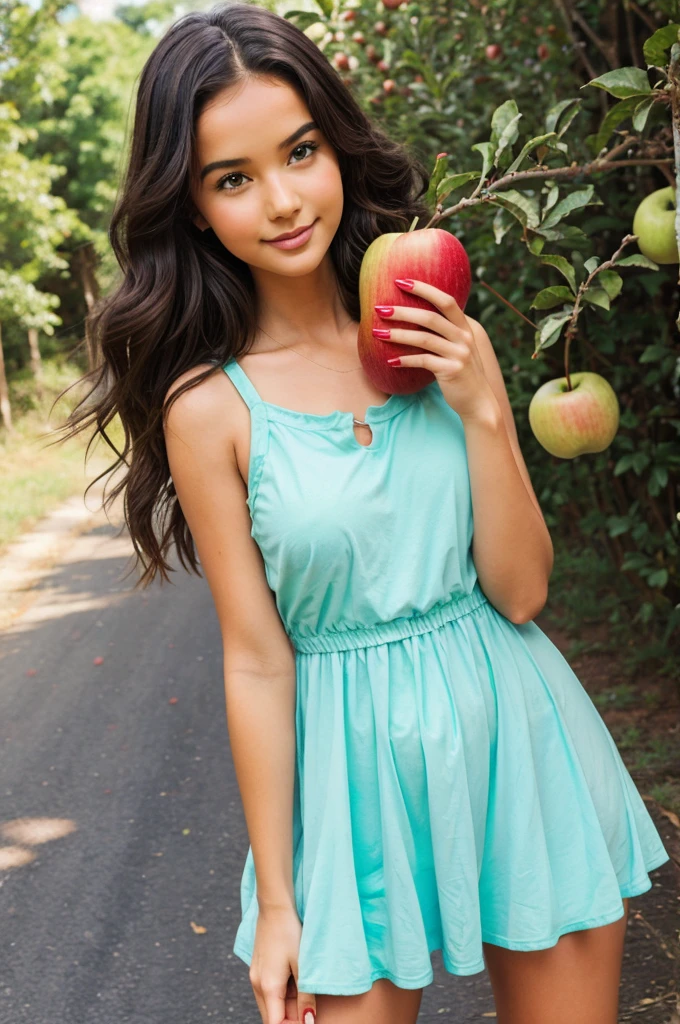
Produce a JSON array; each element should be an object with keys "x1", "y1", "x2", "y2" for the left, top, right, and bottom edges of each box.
[{"x1": 222, "y1": 356, "x2": 670, "y2": 997}]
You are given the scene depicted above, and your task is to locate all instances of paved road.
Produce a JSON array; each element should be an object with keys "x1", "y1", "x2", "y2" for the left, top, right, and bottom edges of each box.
[{"x1": 0, "y1": 504, "x2": 675, "y2": 1023}]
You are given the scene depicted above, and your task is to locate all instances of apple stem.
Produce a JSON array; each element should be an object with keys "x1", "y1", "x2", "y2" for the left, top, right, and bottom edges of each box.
[{"x1": 561, "y1": 232, "x2": 639, "y2": 390}]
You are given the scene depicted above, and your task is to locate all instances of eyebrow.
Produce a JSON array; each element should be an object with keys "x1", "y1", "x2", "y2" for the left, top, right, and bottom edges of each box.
[{"x1": 199, "y1": 120, "x2": 319, "y2": 182}]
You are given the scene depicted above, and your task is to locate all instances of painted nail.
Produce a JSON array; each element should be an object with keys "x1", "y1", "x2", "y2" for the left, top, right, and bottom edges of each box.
[
  {"x1": 374, "y1": 305, "x2": 394, "y2": 316},
  {"x1": 387, "y1": 357, "x2": 401, "y2": 366},
  {"x1": 372, "y1": 327, "x2": 391, "y2": 339},
  {"x1": 394, "y1": 278, "x2": 414, "y2": 289}
]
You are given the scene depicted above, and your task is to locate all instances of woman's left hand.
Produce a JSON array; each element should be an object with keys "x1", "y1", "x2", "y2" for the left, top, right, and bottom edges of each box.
[{"x1": 374, "y1": 278, "x2": 497, "y2": 422}]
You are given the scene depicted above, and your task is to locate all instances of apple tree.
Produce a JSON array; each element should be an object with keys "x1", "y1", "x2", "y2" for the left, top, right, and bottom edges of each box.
[{"x1": 289, "y1": 0, "x2": 680, "y2": 662}]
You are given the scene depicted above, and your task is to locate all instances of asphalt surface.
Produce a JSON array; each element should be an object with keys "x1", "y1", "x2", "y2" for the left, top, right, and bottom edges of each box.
[{"x1": 0, "y1": 504, "x2": 676, "y2": 1023}]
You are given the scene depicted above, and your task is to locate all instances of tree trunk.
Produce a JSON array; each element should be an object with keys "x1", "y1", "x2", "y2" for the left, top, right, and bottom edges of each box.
[
  {"x1": 0, "y1": 322, "x2": 13, "y2": 433},
  {"x1": 72, "y1": 242, "x2": 101, "y2": 372},
  {"x1": 27, "y1": 326, "x2": 43, "y2": 398}
]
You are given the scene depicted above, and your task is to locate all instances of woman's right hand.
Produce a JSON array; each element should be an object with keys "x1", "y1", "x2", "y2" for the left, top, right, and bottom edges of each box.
[{"x1": 249, "y1": 905, "x2": 317, "y2": 1024}]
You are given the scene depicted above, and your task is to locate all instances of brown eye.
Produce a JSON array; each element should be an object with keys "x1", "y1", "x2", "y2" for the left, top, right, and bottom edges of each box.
[{"x1": 215, "y1": 141, "x2": 319, "y2": 194}]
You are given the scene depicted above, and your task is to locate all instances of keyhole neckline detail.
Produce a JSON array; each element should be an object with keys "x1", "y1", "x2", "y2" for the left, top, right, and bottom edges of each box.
[{"x1": 224, "y1": 357, "x2": 426, "y2": 433}]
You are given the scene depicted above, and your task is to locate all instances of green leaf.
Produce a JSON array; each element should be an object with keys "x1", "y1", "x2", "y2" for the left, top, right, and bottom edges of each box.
[
  {"x1": 528, "y1": 233, "x2": 546, "y2": 255},
  {"x1": 643, "y1": 24, "x2": 680, "y2": 67},
  {"x1": 425, "y1": 152, "x2": 450, "y2": 208},
  {"x1": 614, "y1": 454, "x2": 636, "y2": 475},
  {"x1": 597, "y1": 269, "x2": 623, "y2": 300},
  {"x1": 400, "y1": 49, "x2": 426, "y2": 73},
  {"x1": 539, "y1": 254, "x2": 577, "y2": 293},
  {"x1": 505, "y1": 133, "x2": 557, "y2": 175},
  {"x1": 582, "y1": 286, "x2": 610, "y2": 310},
  {"x1": 284, "y1": 9, "x2": 325, "y2": 29},
  {"x1": 584, "y1": 67, "x2": 652, "y2": 98},
  {"x1": 536, "y1": 311, "x2": 572, "y2": 351},
  {"x1": 541, "y1": 185, "x2": 601, "y2": 230},
  {"x1": 632, "y1": 94, "x2": 656, "y2": 133},
  {"x1": 490, "y1": 189, "x2": 541, "y2": 229},
  {"x1": 492, "y1": 206, "x2": 514, "y2": 245},
  {"x1": 588, "y1": 95, "x2": 648, "y2": 154},
  {"x1": 470, "y1": 140, "x2": 494, "y2": 185},
  {"x1": 490, "y1": 98, "x2": 520, "y2": 137},
  {"x1": 584, "y1": 256, "x2": 601, "y2": 273},
  {"x1": 545, "y1": 98, "x2": 582, "y2": 137},
  {"x1": 616, "y1": 253, "x2": 660, "y2": 269},
  {"x1": 436, "y1": 171, "x2": 480, "y2": 203},
  {"x1": 640, "y1": 344, "x2": 671, "y2": 363},
  {"x1": 647, "y1": 568, "x2": 669, "y2": 588},
  {"x1": 535, "y1": 223, "x2": 590, "y2": 245},
  {"x1": 489, "y1": 100, "x2": 521, "y2": 167},
  {"x1": 542, "y1": 182, "x2": 560, "y2": 216},
  {"x1": 531, "y1": 286, "x2": 576, "y2": 309},
  {"x1": 606, "y1": 515, "x2": 632, "y2": 537},
  {"x1": 494, "y1": 112, "x2": 523, "y2": 169}
]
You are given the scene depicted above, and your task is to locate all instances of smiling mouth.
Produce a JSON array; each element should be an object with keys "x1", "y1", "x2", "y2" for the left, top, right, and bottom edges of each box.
[{"x1": 268, "y1": 222, "x2": 314, "y2": 242}]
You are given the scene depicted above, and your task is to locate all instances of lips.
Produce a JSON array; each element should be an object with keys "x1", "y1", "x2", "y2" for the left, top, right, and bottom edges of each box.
[
  {"x1": 265, "y1": 220, "x2": 317, "y2": 250},
  {"x1": 268, "y1": 221, "x2": 315, "y2": 242}
]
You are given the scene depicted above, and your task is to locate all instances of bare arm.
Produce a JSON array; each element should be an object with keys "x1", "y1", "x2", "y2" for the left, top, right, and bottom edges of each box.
[{"x1": 164, "y1": 367, "x2": 298, "y2": 913}]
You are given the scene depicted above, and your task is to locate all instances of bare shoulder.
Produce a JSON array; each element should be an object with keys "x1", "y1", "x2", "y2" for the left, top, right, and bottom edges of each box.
[{"x1": 163, "y1": 361, "x2": 240, "y2": 452}]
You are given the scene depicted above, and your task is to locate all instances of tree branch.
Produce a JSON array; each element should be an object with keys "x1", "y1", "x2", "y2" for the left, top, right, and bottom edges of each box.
[{"x1": 425, "y1": 148, "x2": 674, "y2": 230}]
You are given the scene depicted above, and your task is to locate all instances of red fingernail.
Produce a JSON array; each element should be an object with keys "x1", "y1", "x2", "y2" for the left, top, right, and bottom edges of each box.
[
  {"x1": 374, "y1": 305, "x2": 394, "y2": 316},
  {"x1": 387, "y1": 357, "x2": 401, "y2": 366},
  {"x1": 394, "y1": 278, "x2": 414, "y2": 289},
  {"x1": 372, "y1": 327, "x2": 391, "y2": 339}
]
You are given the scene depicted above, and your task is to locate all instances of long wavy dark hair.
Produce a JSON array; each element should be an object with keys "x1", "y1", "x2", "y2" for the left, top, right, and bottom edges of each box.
[{"x1": 54, "y1": 0, "x2": 432, "y2": 588}]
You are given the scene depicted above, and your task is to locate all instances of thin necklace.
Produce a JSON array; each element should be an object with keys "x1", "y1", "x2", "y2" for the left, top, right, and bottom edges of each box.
[{"x1": 256, "y1": 323, "x2": 370, "y2": 426}]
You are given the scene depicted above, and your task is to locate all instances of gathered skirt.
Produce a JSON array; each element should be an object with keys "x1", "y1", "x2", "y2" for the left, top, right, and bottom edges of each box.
[{"x1": 232, "y1": 593, "x2": 670, "y2": 995}]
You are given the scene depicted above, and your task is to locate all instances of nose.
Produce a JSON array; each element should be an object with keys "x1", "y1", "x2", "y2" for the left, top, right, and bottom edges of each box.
[{"x1": 264, "y1": 172, "x2": 302, "y2": 220}]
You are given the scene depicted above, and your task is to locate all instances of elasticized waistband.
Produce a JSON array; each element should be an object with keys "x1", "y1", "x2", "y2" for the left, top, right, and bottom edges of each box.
[{"x1": 289, "y1": 583, "x2": 491, "y2": 654}]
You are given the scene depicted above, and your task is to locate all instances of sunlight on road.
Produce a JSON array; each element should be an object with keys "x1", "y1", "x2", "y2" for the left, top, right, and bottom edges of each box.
[{"x1": 0, "y1": 817, "x2": 78, "y2": 870}]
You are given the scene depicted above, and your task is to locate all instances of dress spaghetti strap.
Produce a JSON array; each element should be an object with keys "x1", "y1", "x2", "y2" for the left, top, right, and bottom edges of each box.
[{"x1": 222, "y1": 358, "x2": 262, "y2": 411}]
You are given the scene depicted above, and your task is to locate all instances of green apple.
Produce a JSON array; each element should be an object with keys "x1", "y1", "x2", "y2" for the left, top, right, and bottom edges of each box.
[
  {"x1": 632, "y1": 186, "x2": 678, "y2": 264},
  {"x1": 528, "y1": 371, "x2": 620, "y2": 459}
]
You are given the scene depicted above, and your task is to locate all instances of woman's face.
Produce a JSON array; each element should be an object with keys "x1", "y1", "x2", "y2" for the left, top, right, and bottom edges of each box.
[{"x1": 190, "y1": 75, "x2": 344, "y2": 275}]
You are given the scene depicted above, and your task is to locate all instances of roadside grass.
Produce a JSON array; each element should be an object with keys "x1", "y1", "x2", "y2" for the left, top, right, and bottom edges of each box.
[{"x1": 0, "y1": 358, "x2": 124, "y2": 556}]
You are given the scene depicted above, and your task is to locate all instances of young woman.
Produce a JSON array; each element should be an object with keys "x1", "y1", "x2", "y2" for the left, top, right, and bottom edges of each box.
[{"x1": 62, "y1": 3, "x2": 670, "y2": 1022}]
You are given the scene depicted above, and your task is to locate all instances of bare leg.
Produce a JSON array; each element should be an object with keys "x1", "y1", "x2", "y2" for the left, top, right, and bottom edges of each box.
[
  {"x1": 313, "y1": 978, "x2": 424, "y2": 1024},
  {"x1": 482, "y1": 896, "x2": 630, "y2": 1024}
]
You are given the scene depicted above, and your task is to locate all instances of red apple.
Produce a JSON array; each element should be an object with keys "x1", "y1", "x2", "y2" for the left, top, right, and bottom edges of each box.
[
  {"x1": 334, "y1": 52, "x2": 350, "y2": 69},
  {"x1": 485, "y1": 43, "x2": 503, "y2": 59},
  {"x1": 528, "y1": 372, "x2": 620, "y2": 458},
  {"x1": 358, "y1": 228, "x2": 472, "y2": 394},
  {"x1": 383, "y1": 0, "x2": 405, "y2": 7},
  {"x1": 383, "y1": 78, "x2": 395, "y2": 92},
  {"x1": 537, "y1": 42, "x2": 550, "y2": 60},
  {"x1": 377, "y1": 58, "x2": 390, "y2": 71},
  {"x1": 340, "y1": 9, "x2": 356, "y2": 20},
  {"x1": 352, "y1": 31, "x2": 366, "y2": 43},
  {"x1": 375, "y1": 20, "x2": 387, "y2": 35}
]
